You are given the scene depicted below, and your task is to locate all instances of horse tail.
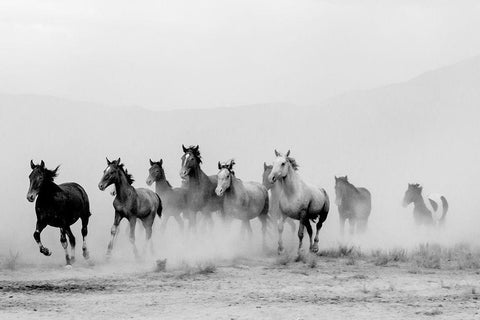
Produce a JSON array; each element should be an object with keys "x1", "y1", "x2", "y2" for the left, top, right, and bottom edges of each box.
[
  {"x1": 440, "y1": 196, "x2": 448, "y2": 225},
  {"x1": 155, "y1": 193, "x2": 163, "y2": 219}
]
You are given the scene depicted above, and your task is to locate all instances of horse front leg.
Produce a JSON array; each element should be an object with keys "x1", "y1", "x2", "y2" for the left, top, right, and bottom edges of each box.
[
  {"x1": 65, "y1": 226, "x2": 76, "y2": 264},
  {"x1": 339, "y1": 215, "x2": 346, "y2": 237},
  {"x1": 34, "y1": 221, "x2": 51, "y2": 256},
  {"x1": 297, "y1": 210, "x2": 307, "y2": 256},
  {"x1": 141, "y1": 217, "x2": 154, "y2": 256},
  {"x1": 106, "y1": 212, "x2": 122, "y2": 258},
  {"x1": 312, "y1": 217, "x2": 325, "y2": 253},
  {"x1": 277, "y1": 214, "x2": 287, "y2": 254}
]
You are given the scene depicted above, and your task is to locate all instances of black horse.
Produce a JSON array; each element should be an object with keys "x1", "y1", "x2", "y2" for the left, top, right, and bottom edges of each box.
[{"x1": 26, "y1": 160, "x2": 91, "y2": 266}]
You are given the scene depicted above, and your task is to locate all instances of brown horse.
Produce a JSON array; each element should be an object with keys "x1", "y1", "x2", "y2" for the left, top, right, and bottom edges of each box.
[
  {"x1": 262, "y1": 163, "x2": 296, "y2": 233},
  {"x1": 403, "y1": 183, "x2": 448, "y2": 226},
  {"x1": 98, "y1": 158, "x2": 162, "y2": 259},
  {"x1": 179, "y1": 145, "x2": 222, "y2": 230},
  {"x1": 268, "y1": 150, "x2": 329, "y2": 255},
  {"x1": 335, "y1": 176, "x2": 371, "y2": 235},
  {"x1": 216, "y1": 160, "x2": 269, "y2": 246},
  {"x1": 27, "y1": 160, "x2": 91, "y2": 266},
  {"x1": 146, "y1": 159, "x2": 187, "y2": 232}
]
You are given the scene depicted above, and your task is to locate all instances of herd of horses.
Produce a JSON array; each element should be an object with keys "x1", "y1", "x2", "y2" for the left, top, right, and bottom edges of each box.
[{"x1": 26, "y1": 145, "x2": 449, "y2": 266}]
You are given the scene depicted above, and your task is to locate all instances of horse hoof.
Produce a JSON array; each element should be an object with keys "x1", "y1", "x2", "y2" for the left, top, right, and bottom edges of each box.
[
  {"x1": 311, "y1": 244, "x2": 319, "y2": 253},
  {"x1": 83, "y1": 248, "x2": 90, "y2": 260},
  {"x1": 40, "y1": 247, "x2": 51, "y2": 256},
  {"x1": 64, "y1": 264, "x2": 72, "y2": 270}
]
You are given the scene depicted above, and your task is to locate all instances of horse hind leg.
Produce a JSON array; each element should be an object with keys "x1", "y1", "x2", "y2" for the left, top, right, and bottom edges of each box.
[
  {"x1": 312, "y1": 219, "x2": 325, "y2": 253},
  {"x1": 65, "y1": 227, "x2": 76, "y2": 264},
  {"x1": 304, "y1": 221, "x2": 314, "y2": 252},
  {"x1": 60, "y1": 228, "x2": 71, "y2": 265},
  {"x1": 259, "y1": 215, "x2": 268, "y2": 250},
  {"x1": 129, "y1": 218, "x2": 140, "y2": 260},
  {"x1": 277, "y1": 214, "x2": 286, "y2": 254},
  {"x1": 81, "y1": 215, "x2": 90, "y2": 260}
]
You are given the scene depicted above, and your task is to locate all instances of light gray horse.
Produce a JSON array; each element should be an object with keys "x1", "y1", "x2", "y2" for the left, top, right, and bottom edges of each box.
[
  {"x1": 216, "y1": 160, "x2": 269, "y2": 246},
  {"x1": 268, "y1": 150, "x2": 329, "y2": 255}
]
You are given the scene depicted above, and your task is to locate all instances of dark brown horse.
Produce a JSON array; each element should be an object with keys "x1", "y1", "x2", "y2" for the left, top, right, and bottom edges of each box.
[
  {"x1": 146, "y1": 159, "x2": 187, "y2": 232},
  {"x1": 262, "y1": 163, "x2": 296, "y2": 233},
  {"x1": 98, "y1": 158, "x2": 162, "y2": 258},
  {"x1": 335, "y1": 176, "x2": 372, "y2": 235},
  {"x1": 403, "y1": 183, "x2": 448, "y2": 226},
  {"x1": 27, "y1": 160, "x2": 91, "y2": 266},
  {"x1": 179, "y1": 145, "x2": 222, "y2": 230}
]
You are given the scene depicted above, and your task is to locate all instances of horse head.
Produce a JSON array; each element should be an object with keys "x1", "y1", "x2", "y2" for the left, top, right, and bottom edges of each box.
[
  {"x1": 268, "y1": 149, "x2": 298, "y2": 183},
  {"x1": 147, "y1": 159, "x2": 164, "y2": 186},
  {"x1": 180, "y1": 144, "x2": 201, "y2": 179},
  {"x1": 403, "y1": 183, "x2": 422, "y2": 207},
  {"x1": 27, "y1": 160, "x2": 59, "y2": 202},
  {"x1": 216, "y1": 159, "x2": 235, "y2": 196}
]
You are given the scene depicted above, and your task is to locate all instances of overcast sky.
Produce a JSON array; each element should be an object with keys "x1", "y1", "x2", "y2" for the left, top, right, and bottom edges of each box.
[{"x1": 1, "y1": 0, "x2": 479, "y2": 110}]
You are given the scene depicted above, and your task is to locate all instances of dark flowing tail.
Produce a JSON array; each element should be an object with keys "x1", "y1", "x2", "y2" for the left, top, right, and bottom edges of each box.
[
  {"x1": 156, "y1": 194, "x2": 163, "y2": 218},
  {"x1": 440, "y1": 196, "x2": 448, "y2": 226}
]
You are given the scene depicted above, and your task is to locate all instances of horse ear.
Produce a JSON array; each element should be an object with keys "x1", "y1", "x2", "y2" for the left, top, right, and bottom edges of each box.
[
  {"x1": 53, "y1": 165, "x2": 60, "y2": 174},
  {"x1": 274, "y1": 149, "x2": 280, "y2": 157},
  {"x1": 194, "y1": 145, "x2": 199, "y2": 151},
  {"x1": 264, "y1": 162, "x2": 267, "y2": 170},
  {"x1": 40, "y1": 160, "x2": 45, "y2": 168},
  {"x1": 182, "y1": 144, "x2": 187, "y2": 153},
  {"x1": 228, "y1": 161, "x2": 234, "y2": 170},
  {"x1": 218, "y1": 161, "x2": 222, "y2": 170},
  {"x1": 106, "y1": 157, "x2": 111, "y2": 165},
  {"x1": 149, "y1": 159, "x2": 154, "y2": 166},
  {"x1": 286, "y1": 150, "x2": 290, "y2": 157},
  {"x1": 30, "y1": 160, "x2": 35, "y2": 169},
  {"x1": 116, "y1": 157, "x2": 121, "y2": 164},
  {"x1": 159, "y1": 159, "x2": 163, "y2": 166}
]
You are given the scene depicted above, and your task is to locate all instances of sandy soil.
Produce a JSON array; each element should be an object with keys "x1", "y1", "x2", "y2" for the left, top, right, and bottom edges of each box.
[{"x1": 1, "y1": 253, "x2": 479, "y2": 320}]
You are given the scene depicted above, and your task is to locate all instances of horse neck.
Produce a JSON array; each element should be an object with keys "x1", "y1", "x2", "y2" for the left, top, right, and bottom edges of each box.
[
  {"x1": 188, "y1": 164, "x2": 208, "y2": 186},
  {"x1": 39, "y1": 180, "x2": 61, "y2": 196},
  {"x1": 279, "y1": 166, "x2": 301, "y2": 195},
  {"x1": 226, "y1": 176, "x2": 244, "y2": 197},
  {"x1": 413, "y1": 193, "x2": 428, "y2": 210},
  {"x1": 155, "y1": 177, "x2": 172, "y2": 194},
  {"x1": 114, "y1": 173, "x2": 134, "y2": 201}
]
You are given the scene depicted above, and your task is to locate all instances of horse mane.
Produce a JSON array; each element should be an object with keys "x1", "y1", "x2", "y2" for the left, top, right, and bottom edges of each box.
[
  {"x1": 185, "y1": 145, "x2": 202, "y2": 164},
  {"x1": 409, "y1": 183, "x2": 422, "y2": 191},
  {"x1": 116, "y1": 163, "x2": 135, "y2": 185},
  {"x1": 219, "y1": 159, "x2": 235, "y2": 175},
  {"x1": 43, "y1": 166, "x2": 60, "y2": 182},
  {"x1": 286, "y1": 156, "x2": 299, "y2": 171}
]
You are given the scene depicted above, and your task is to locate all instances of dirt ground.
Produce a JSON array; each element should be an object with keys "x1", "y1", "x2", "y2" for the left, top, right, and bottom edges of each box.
[{"x1": 1, "y1": 252, "x2": 479, "y2": 320}]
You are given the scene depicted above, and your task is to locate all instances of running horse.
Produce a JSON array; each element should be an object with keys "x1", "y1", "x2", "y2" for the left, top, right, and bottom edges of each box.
[
  {"x1": 179, "y1": 145, "x2": 222, "y2": 230},
  {"x1": 268, "y1": 150, "x2": 330, "y2": 255},
  {"x1": 334, "y1": 176, "x2": 371, "y2": 235},
  {"x1": 98, "y1": 158, "x2": 162, "y2": 258},
  {"x1": 216, "y1": 160, "x2": 269, "y2": 246},
  {"x1": 402, "y1": 183, "x2": 448, "y2": 226},
  {"x1": 146, "y1": 159, "x2": 187, "y2": 232},
  {"x1": 26, "y1": 160, "x2": 91, "y2": 266},
  {"x1": 262, "y1": 163, "x2": 296, "y2": 232}
]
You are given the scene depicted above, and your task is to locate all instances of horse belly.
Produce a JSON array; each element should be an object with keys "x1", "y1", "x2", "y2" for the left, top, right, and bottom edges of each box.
[{"x1": 279, "y1": 198, "x2": 305, "y2": 220}]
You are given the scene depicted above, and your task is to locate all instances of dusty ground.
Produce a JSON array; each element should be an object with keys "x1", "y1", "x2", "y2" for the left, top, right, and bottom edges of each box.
[{"x1": 1, "y1": 251, "x2": 479, "y2": 320}]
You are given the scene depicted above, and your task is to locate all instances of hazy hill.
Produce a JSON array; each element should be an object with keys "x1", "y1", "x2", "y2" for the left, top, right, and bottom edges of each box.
[{"x1": 1, "y1": 55, "x2": 480, "y2": 251}]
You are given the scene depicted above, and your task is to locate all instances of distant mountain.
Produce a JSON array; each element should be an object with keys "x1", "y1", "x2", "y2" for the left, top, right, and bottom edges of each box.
[{"x1": 1, "y1": 55, "x2": 480, "y2": 247}]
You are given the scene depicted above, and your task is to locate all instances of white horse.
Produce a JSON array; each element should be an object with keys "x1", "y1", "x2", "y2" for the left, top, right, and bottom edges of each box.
[{"x1": 268, "y1": 150, "x2": 329, "y2": 255}]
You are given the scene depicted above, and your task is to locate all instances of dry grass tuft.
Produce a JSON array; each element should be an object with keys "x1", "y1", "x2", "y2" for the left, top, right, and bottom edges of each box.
[
  {"x1": 372, "y1": 248, "x2": 407, "y2": 266},
  {"x1": 318, "y1": 245, "x2": 362, "y2": 258}
]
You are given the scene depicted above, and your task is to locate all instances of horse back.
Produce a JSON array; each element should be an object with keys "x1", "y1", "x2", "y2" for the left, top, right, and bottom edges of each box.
[
  {"x1": 58, "y1": 182, "x2": 90, "y2": 214},
  {"x1": 135, "y1": 188, "x2": 160, "y2": 217}
]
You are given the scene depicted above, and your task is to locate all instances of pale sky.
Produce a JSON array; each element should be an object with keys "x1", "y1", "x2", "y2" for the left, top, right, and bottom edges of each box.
[{"x1": 1, "y1": 0, "x2": 479, "y2": 110}]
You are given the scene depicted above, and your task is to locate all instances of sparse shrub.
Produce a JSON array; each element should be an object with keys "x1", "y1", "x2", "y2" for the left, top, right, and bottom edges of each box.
[
  {"x1": 372, "y1": 248, "x2": 407, "y2": 266},
  {"x1": 411, "y1": 244, "x2": 441, "y2": 269},
  {"x1": 318, "y1": 245, "x2": 361, "y2": 258}
]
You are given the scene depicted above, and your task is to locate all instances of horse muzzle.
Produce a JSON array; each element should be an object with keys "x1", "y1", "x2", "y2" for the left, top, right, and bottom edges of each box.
[
  {"x1": 215, "y1": 188, "x2": 224, "y2": 197},
  {"x1": 26, "y1": 192, "x2": 36, "y2": 202},
  {"x1": 179, "y1": 169, "x2": 189, "y2": 179},
  {"x1": 146, "y1": 178, "x2": 153, "y2": 186},
  {"x1": 98, "y1": 182, "x2": 107, "y2": 191}
]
